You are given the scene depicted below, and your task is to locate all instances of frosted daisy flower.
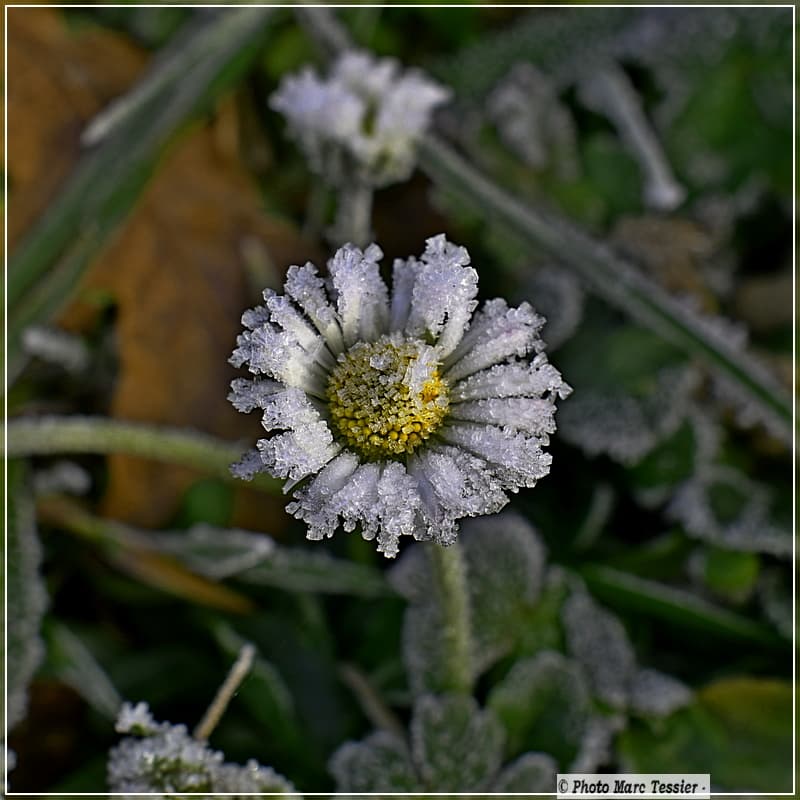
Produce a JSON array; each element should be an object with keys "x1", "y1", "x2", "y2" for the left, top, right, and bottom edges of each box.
[
  {"x1": 269, "y1": 51, "x2": 450, "y2": 186},
  {"x1": 229, "y1": 235, "x2": 570, "y2": 558}
]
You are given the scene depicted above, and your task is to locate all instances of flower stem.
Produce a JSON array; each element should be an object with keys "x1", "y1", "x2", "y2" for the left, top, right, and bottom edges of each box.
[
  {"x1": 194, "y1": 643, "x2": 256, "y2": 741},
  {"x1": 5, "y1": 415, "x2": 282, "y2": 494},
  {"x1": 330, "y1": 180, "x2": 374, "y2": 248},
  {"x1": 427, "y1": 542, "x2": 473, "y2": 694}
]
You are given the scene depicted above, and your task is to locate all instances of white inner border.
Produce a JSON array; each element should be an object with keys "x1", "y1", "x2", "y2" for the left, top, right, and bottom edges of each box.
[{"x1": 3, "y1": 2, "x2": 796, "y2": 797}]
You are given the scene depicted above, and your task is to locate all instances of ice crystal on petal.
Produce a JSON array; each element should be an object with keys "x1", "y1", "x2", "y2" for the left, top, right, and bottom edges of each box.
[
  {"x1": 270, "y1": 51, "x2": 449, "y2": 186},
  {"x1": 229, "y1": 236, "x2": 568, "y2": 557}
]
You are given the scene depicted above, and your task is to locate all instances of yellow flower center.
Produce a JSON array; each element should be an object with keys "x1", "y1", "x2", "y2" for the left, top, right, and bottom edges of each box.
[{"x1": 326, "y1": 336, "x2": 449, "y2": 461}]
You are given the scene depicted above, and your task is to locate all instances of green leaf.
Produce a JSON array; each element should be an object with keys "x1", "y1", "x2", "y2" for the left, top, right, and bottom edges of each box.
[
  {"x1": 410, "y1": 694, "x2": 504, "y2": 792},
  {"x1": 488, "y1": 651, "x2": 592, "y2": 767},
  {"x1": 7, "y1": 8, "x2": 277, "y2": 383},
  {"x1": 619, "y1": 678, "x2": 792, "y2": 791},
  {"x1": 580, "y1": 565, "x2": 788, "y2": 648},
  {"x1": 5, "y1": 460, "x2": 47, "y2": 731}
]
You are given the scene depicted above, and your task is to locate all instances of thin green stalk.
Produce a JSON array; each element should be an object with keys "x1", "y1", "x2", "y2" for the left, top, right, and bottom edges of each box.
[
  {"x1": 6, "y1": 416, "x2": 281, "y2": 495},
  {"x1": 427, "y1": 542, "x2": 473, "y2": 694}
]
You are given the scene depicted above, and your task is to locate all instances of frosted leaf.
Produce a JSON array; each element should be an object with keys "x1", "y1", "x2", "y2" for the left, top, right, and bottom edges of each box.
[
  {"x1": 758, "y1": 569, "x2": 792, "y2": 640},
  {"x1": 329, "y1": 731, "x2": 418, "y2": 797},
  {"x1": 450, "y1": 356, "x2": 570, "y2": 402},
  {"x1": 558, "y1": 363, "x2": 700, "y2": 465},
  {"x1": 491, "y1": 751, "x2": 558, "y2": 793},
  {"x1": 488, "y1": 63, "x2": 579, "y2": 177},
  {"x1": 440, "y1": 422, "x2": 552, "y2": 488},
  {"x1": 410, "y1": 694, "x2": 504, "y2": 792},
  {"x1": 6, "y1": 462, "x2": 47, "y2": 731},
  {"x1": 405, "y1": 234, "x2": 478, "y2": 357},
  {"x1": 524, "y1": 266, "x2": 585, "y2": 349},
  {"x1": 401, "y1": 602, "x2": 450, "y2": 697},
  {"x1": 669, "y1": 465, "x2": 791, "y2": 557},
  {"x1": 460, "y1": 513, "x2": 547, "y2": 673},
  {"x1": 569, "y1": 714, "x2": 626, "y2": 773},
  {"x1": 629, "y1": 668, "x2": 692, "y2": 718},
  {"x1": 561, "y1": 587, "x2": 636, "y2": 710},
  {"x1": 153, "y1": 526, "x2": 275, "y2": 581},
  {"x1": 108, "y1": 703, "x2": 297, "y2": 799},
  {"x1": 488, "y1": 651, "x2": 592, "y2": 766},
  {"x1": 329, "y1": 243, "x2": 389, "y2": 345},
  {"x1": 444, "y1": 300, "x2": 545, "y2": 382}
]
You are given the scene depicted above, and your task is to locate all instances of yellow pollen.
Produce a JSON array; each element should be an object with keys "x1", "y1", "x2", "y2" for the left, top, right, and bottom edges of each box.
[{"x1": 326, "y1": 336, "x2": 449, "y2": 461}]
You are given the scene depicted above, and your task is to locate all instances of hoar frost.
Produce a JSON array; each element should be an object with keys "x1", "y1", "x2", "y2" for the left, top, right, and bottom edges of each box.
[
  {"x1": 229, "y1": 235, "x2": 570, "y2": 557},
  {"x1": 270, "y1": 51, "x2": 450, "y2": 186}
]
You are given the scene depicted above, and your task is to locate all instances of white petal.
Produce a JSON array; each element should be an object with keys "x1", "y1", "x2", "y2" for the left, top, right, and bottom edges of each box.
[
  {"x1": 258, "y1": 420, "x2": 339, "y2": 482},
  {"x1": 405, "y1": 235, "x2": 478, "y2": 357},
  {"x1": 444, "y1": 299, "x2": 545, "y2": 382},
  {"x1": 413, "y1": 445, "x2": 508, "y2": 518},
  {"x1": 264, "y1": 291, "x2": 335, "y2": 369},
  {"x1": 375, "y1": 462, "x2": 421, "y2": 558},
  {"x1": 329, "y1": 243, "x2": 390, "y2": 346},
  {"x1": 439, "y1": 422, "x2": 552, "y2": 488},
  {"x1": 406, "y1": 459, "x2": 459, "y2": 547},
  {"x1": 389, "y1": 257, "x2": 419, "y2": 332},
  {"x1": 450, "y1": 355, "x2": 571, "y2": 402},
  {"x1": 284, "y1": 262, "x2": 345, "y2": 354},
  {"x1": 449, "y1": 397, "x2": 558, "y2": 437}
]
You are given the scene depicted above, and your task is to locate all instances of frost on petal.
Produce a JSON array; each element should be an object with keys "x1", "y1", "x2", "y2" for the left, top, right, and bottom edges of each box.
[
  {"x1": 389, "y1": 257, "x2": 420, "y2": 332},
  {"x1": 444, "y1": 299, "x2": 545, "y2": 382},
  {"x1": 228, "y1": 377, "x2": 282, "y2": 413},
  {"x1": 412, "y1": 445, "x2": 508, "y2": 520},
  {"x1": 449, "y1": 396, "x2": 558, "y2": 437},
  {"x1": 264, "y1": 291, "x2": 335, "y2": 370},
  {"x1": 329, "y1": 243, "x2": 389, "y2": 346},
  {"x1": 258, "y1": 422, "x2": 339, "y2": 483},
  {"x1": 561, "y1": 586, "x2": 637, "y2": 711},
  {"x1": 230, "y1": 448, "x2": 265, "y2": 481},
  {"x1": 405, "y1": 235, "x2": 478, "y2": 358},
  {"x1": 450, "y1": 355, "x2": 570, "y2": 402},
  {"x1": 284, "y1": 261, "x2": 345, "y2": 354},
  {"x1": 287, "y1": 457, "x2": 419, "y2": 557},
  {"x1": 440, "y1": 422, "x2": 553, "y2": 489}
]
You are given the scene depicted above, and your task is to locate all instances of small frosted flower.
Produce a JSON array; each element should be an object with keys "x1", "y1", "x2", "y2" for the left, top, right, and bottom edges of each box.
[
  {"x1": 229, "y1": 235, "x2": 570, "y2": 558},
  {"x1": 270, "y1": 51, "x2": 450, "y2": 186}
]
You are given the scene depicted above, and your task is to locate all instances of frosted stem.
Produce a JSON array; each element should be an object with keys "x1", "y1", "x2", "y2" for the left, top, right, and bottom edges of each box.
[
  {"x1": 5, "y1": 415, "x2": 281, "y2": 494},
  {"x1": 330, "y1": 180, "x2": 374, "y2": 248},
  {"x1": 578, "y1": 63, "x2": 685, "y2": 211},
  {"x1": 194, "y1": 643, "x2": 256, "y2": 741},
  {"x1": 428, "y1": 542, "x2": 473, "y2": 694}
]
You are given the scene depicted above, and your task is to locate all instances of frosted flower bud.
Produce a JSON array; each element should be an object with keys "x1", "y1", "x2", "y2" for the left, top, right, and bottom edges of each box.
[
  {"x1": 270, "y1": 51, "x2": 450, "y2": 186},
  {"x1": 229, "y1": 235, "x2": 571, "y2": 558}
]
